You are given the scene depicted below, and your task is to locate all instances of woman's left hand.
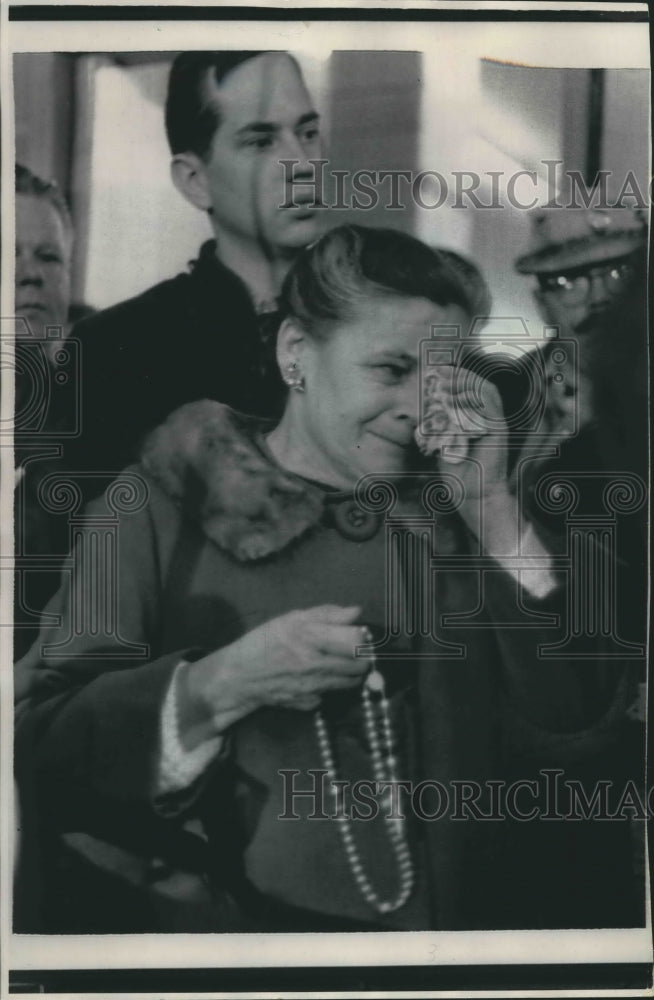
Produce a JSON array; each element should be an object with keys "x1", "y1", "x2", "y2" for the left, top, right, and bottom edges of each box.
[
  {"x1": 436, "y1": 367, "x2": 510, "y2": 502},
  {"x1": 432, "y1": 367, "x2": 530, "y2": 555},
  {"x1": 431, "y1": 369, "x2": 554, "y2": 575}
]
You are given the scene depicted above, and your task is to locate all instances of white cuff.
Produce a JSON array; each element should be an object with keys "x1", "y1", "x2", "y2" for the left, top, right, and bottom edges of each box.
[
  {"x1": 157, "y1": 660, "x2": 224, "y2": 796},
  {"x1": 495, "y1": 522, "x2": 557, "y2": 599}
]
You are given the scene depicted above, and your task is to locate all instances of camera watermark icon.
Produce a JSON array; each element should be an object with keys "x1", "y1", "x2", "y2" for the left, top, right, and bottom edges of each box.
[
  {"x1": 418, "y1": 318, "x2": 579, "y2": 448},
  {"x1": 2, "y1": 318, "x2": 82, "y2": 439}
]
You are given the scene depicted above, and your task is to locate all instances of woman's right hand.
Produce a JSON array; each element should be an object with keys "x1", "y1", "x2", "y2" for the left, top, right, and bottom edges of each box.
[{"x1": 178, "y1": 605, "x2": 371, "y2": 741}]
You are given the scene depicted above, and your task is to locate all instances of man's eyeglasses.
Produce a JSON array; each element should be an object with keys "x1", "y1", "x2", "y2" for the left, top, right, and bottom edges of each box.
[{"x1": 538, "y1": 260, "x2": 635, "y2": 305}]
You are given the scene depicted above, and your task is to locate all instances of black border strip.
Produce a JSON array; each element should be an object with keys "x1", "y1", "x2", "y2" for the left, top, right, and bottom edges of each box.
[
  {"x1": 8, "y1": 962, "x2": 654, "y2": 993},
  {"x1": 8, "y1": 5, "x2": 650, "y2": 20}
]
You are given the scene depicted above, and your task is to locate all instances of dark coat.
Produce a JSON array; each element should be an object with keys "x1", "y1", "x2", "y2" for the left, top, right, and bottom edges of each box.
[
  {"x1": 58, "y1": 241, "x2": 285, "y2": 481},
  {"x1": 14, "y1": 404, "x2": 642, "y2": 933}
]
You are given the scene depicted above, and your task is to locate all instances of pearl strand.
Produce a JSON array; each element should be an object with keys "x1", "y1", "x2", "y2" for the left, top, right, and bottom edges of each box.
[{"x1": 313, "y1": 640, "x2": 414, "y2": 915}]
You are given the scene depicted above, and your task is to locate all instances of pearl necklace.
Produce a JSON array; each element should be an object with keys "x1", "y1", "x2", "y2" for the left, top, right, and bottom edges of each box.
[{"x1": 313, "y1": 641, "x2": 415, "y2": 915}]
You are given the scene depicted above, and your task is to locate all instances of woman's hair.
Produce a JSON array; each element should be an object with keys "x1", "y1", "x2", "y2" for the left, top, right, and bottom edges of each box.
[
  {"x1": 280, "y1": 225, "x2": 474, "y2": 340},
  {"x1": 435, "y1": 248, "x2": 493, "y2": 323}
]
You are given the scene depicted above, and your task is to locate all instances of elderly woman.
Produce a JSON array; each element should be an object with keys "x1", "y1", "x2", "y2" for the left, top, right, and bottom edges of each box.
[{"x1": 15, "y1": 226, "x2": 639, "y2": 933}]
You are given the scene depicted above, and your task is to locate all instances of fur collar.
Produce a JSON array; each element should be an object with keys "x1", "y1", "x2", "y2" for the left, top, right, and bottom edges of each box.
[{"x1": 141, "y1": 401, "x2": 326, "y2": 562}]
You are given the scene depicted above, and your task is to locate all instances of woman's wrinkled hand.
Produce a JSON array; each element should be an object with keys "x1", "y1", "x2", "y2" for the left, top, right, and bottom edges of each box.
[
  {"x1": 180, "y1": 605, "x2": 372, "y2": 739},
  {"x1": 434, "y1": 367, "x2": 509, "y2": 500},
  {"x1": 424, "y1": 367, "x2": 529, "y2": 554}
]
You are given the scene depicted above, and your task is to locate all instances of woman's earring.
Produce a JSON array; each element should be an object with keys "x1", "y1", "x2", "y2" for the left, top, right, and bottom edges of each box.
[{"x1": 284, "y1": 360, "x2": 306, "y2": 392}]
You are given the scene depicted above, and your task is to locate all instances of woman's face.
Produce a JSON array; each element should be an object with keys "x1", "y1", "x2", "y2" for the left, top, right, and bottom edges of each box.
[{"x1": 291, "y1": 294, "x2": 470, "y2": 489}]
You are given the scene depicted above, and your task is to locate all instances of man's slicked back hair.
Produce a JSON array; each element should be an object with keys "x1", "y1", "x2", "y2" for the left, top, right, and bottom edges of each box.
[{"x1": 165, "y1": 51, "x2": 268, "y2": 158}]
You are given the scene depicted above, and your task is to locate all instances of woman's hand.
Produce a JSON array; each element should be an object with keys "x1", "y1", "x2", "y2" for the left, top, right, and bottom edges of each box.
[
  {"x1": 178, "y1": 605, "x2": 371, "y2": 742},
  {"x1": 435, "y1": 367, "x2": 510, "y2": 502},
  {"x1": 433, "y1": 368, "x2": 552, "y2": 569},
  {"x1": 431, "y1": 367, "x2": 525, "y2": 554}
]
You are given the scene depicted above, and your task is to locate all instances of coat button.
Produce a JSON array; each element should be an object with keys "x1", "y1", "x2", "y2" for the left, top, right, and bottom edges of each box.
[{"x1": 331, "y1": 500, "x2": 381, "y2": 541}]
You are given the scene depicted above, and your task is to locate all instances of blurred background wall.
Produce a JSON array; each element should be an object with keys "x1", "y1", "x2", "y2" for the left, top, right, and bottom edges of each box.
[{"x1": 14, "y1": 48, "x2": 649, "y2": 332}]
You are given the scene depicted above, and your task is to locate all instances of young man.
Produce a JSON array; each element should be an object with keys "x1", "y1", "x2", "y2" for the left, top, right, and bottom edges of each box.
[{"x1": 65, "y1": 51, "x2": 324, "y2": 479}]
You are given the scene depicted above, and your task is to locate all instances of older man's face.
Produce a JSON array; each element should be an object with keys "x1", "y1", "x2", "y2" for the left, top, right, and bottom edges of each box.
[
  {"x1": 201, "y1": 53, "x2": 324, "y2": 257},
  {"x1": 535, "y1": 257, "x2": 637, "y2": 335},
  {"x1": 16, "y1": 193, "x2": 71, "y2": 334}
]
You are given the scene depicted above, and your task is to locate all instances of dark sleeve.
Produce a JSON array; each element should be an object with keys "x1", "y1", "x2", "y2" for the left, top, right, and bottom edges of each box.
[
  {"x1": 63, "y1": 308, "x2": 136, "y2": 477},
  {"x1": 14, "y1": 485, "x2": 202, "y2": 835},
  {"x1": 484, "y1": 564, "x2": 640, "y2": 767}
]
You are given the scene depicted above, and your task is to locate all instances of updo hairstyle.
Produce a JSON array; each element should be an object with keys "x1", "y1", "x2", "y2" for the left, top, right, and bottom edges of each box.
[{"x1": 279, "y1": 225, "x2": 475, "y2": 341}]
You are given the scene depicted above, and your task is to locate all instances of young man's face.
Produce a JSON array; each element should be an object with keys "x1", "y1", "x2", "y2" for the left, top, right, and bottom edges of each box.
[{"x1": 201, "y1": 54, "x2": 324, "y2": 256}]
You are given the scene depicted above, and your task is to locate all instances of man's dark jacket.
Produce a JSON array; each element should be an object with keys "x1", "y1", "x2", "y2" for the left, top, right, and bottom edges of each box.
[{"x1": 61, "y1": 240, "x2": 285, "y2": 479}]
